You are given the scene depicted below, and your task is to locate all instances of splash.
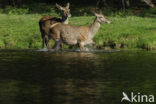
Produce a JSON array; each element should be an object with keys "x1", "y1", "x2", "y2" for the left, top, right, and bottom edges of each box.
[
  {"x1": 37, "y1": 48, "x2": 49, "y2": 52},
  {"x1": 37, "y1": 47, "x2": 118, "y2": 53}
]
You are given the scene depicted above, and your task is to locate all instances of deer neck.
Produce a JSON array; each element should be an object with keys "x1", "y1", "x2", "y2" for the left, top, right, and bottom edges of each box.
[
  {"x1": 88, "y1": 17, "x2": 101, "y2": 38},
  {"x1": 62, "y1": 16, "x2": 68, "y2": 24}
]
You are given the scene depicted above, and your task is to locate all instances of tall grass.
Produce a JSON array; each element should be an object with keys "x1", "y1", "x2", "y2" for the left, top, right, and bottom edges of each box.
[{"x1": 0, "y1": 9, "x2": 155, "y2": 50}]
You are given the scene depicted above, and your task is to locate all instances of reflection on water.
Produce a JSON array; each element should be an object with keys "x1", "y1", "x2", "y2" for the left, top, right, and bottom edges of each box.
[{"x1": 0, "y1": 50, "x2": 156, "y2": 104}]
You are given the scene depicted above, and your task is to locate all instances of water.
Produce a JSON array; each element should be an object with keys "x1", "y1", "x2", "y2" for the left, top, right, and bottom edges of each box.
[{"x1": 0, "y1": 50, "x2": 156, "y2": 104}]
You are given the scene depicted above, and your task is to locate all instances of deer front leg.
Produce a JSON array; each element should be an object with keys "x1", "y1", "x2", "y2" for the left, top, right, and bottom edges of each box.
[
  {"x1": 79, "y1": 42, "x2": 84, "y2": 51},
  {"x1": 52, "y1": 40, "x2": 62, "y2": 51}
]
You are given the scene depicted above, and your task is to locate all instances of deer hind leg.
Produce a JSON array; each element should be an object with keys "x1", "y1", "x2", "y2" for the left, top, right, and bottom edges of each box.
[
  {"x1": 45, "y1": 35, "x2": 50, "y2": 49},
  {"x1": 42, "y1": 37, "x2": 45, "y2": 49},
  {"x1": 41, "y1": 32, "x2": 45, "y2": 49}
]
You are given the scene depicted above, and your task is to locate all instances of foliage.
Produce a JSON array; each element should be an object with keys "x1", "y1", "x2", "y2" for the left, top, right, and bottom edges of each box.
[{"x1": 2, "y1": 6, "x2": 29, "y2": 15}]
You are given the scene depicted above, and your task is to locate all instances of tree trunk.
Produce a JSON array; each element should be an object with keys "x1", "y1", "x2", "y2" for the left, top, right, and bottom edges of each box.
[
  {"x1": 126, "y1": 0, "x2": 130, "y2": 7},
  {"x1": 122, "y1": 0, "x2": 126, "y2": 12},
  {"x1": 96, "y1": 0, "x2": 108, "y2": 9},
  {"x1": 142, "y1": 0, "x2": 155, "y2": 8}
]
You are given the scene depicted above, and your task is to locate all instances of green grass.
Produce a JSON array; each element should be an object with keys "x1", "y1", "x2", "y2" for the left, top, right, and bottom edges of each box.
[
  {"x1": 0, "y1": 14, "x2": 41, "y2": 49},
  {"x1": 94, "y1": 16, "x2": 156, "y2": 50},
  {"x1": 0, "y1": 12, "x2": 156, "y2": 50}
]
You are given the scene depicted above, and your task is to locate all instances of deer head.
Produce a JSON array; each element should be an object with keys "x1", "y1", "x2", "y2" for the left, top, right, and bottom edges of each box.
[
  {"x1": 94, "y1": 12, "x2": 111, "y2": 24},
  {"x1": 56, "y1": 3, "x2": 71, "y2": 18}
]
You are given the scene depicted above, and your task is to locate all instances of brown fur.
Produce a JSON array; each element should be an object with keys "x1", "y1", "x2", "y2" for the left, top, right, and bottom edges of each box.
[
  {"x1": 39, "y1": 3, "x2": 71, "y2": 49},
  {"x1": 49, "y1": 13, "x2": 110, "y2": 51}
]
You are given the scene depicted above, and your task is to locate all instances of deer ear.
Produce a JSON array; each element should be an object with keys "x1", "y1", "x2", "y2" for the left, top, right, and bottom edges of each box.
[
  {"x1": 91, "y1": 10, "x2": 100, "y2": 17},
  {"x1": 56, "y1": 3, "x2": 63, "y2": 10},
  {"x1": 66, "y1": 2, "x2": 70, "y2": 9},
  {"x1": 94, "y1": 12, "x2": 100, "y2": 17}
]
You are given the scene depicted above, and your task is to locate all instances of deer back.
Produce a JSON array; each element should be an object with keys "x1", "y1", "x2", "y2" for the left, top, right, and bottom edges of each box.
[{"x1": 50, "y1": 24, "x2": 90, "y2": 44}]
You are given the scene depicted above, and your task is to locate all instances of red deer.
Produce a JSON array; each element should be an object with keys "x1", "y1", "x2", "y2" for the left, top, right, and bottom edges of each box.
[
  {"x1": 39, "y1": 3, "x2": 71, "y2": 49},
  {"x1": 50, "y1": 12, "x2": 111, "y2": 51}
]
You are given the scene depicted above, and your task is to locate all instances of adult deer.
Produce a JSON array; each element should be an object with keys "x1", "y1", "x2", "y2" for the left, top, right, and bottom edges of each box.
[
  {"x1": 39, "y1": 3, "x2": 71, "y2": 49},
  {"x1": 50, "y1": 12, "x2": 111, "y2": 51}
]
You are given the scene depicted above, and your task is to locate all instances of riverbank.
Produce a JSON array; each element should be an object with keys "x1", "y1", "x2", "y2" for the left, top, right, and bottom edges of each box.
[{"x1": 0, "y1": 10, "x2": 155, "y2": 50}]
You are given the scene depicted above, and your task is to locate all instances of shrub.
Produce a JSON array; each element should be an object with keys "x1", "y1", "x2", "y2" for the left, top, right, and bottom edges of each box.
[{"x1": 3, "y1": 6, "x2": 29, "y2": 15}]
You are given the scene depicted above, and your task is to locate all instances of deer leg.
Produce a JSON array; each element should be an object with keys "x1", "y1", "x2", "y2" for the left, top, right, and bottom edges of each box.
[
  {"x1": 42, "y1": 38, "x2": 44, "y2": 49},
  {"x1": 41, "y1": 32, "x2": 45, "y2": 49},
  {"x1": 60, "y1": 43, "x2": 64, "y2": 51},
  {"x1": 42, "y1": 37, "x2": 45, "y2": 49},
  {"x1": 53, "y1": 40, "x2": 62, "y2": 51},
  {"x1": 79, "y1": 42, "x2": 84, "y2": 51},
  {"x1": 52, "y1": 42, "x2": 57, "y2": 49},
  {"x1": 45, "y1": 36, "x2": 50, "y2": 49}
]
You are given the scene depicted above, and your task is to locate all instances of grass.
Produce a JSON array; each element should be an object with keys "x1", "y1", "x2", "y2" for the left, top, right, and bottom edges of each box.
[
  {"x1": 0, "y1": 10, "x2": 156, "y2": 50},
  {"x1": 94, "y1": 16, "x2": 156, "y2": 50}
]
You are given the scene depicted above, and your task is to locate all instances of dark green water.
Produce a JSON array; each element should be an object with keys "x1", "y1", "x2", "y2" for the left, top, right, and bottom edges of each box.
[{"x1": 0, "y1": 50, "x2": 156, "y2": 104}]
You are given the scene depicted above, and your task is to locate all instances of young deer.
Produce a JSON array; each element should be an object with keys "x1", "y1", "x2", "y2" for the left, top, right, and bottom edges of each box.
[
  {"x1": 39, "y1": 3, "x2": 71, "y2": 49},
  {"x1": 50, "y1": 12, "x2": 110, "y2": 51}
]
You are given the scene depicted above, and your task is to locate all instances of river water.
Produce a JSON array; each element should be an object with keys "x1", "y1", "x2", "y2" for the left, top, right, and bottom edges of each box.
[{"x1": 0, "y1": 50, "x2": 156, "y2": 104}]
